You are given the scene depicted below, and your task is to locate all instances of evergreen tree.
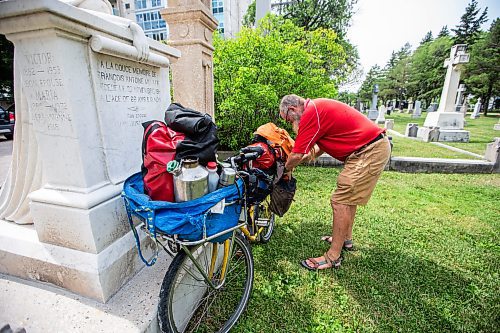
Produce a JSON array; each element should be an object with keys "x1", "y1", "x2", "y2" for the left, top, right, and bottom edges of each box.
[
  {"x1": 438, "y1": 25, "x2": 450, "y2": 37},
  {"x1": 463, "y1": 19, "x2": 500, "y2": 115},
  {"x1": 420, "y1": 31, "x2": 433, "y2": 45},
  {"x1": 452, "y1": 0, "x2": 488, "y2": 45},
  {"x1": 357, "y1": 65, "x2": 382, "y2": 105}
]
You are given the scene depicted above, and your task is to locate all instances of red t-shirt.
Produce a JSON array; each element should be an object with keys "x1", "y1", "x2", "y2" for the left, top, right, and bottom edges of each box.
[{"x1": 292, "y1": 98, "x2": 384, "y2": 161}]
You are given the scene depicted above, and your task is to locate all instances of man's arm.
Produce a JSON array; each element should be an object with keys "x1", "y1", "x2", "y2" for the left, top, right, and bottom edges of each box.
[{"x1": 284, "y1": 152, "x2": 304, "y2": 174}]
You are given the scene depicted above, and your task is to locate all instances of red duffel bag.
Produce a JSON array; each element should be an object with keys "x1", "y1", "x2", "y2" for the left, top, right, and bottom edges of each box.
[{"x1": 141, "y1": 121, "x2": 185, "y2": 202}]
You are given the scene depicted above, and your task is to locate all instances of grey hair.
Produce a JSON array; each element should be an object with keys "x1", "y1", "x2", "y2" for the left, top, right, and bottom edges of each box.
[{"x1": 279, "y1": 94, "x2": 304, "y2": 115}]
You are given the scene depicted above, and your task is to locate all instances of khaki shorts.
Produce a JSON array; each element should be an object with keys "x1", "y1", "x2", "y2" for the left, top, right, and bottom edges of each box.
[{"x1": 332, "y1": 136, "x2": 391, "y2": 206}]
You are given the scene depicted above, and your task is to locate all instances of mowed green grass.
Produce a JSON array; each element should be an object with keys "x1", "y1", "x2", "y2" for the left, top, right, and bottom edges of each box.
[
  {"x1": 234, "y1": 167, "x2": 500, "y2": 333},
  {"x1": 387, "y1": 112, "x2": 499, "y2": 157}
]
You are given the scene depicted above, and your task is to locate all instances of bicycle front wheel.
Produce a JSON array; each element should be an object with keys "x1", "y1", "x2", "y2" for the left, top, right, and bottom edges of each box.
[{"x1": 158, "y1": 233, "x2": 254, "y2": 333}]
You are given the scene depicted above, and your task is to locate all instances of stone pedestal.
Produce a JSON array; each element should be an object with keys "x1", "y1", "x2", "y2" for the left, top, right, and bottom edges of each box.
[
  {"x1": 0, "y1": 0, "x2": 180, "y2": 302},
  {"x1": 421, "y1": 112, "x2": 469, "y2": 142},
  {"x1": 161, "y1": 0, "x2": 218, "y2": 117}
]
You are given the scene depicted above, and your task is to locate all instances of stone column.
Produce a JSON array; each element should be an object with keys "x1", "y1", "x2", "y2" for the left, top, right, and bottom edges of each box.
[
  {"x1": 367, "y1": 84, "x2": 379, "y2": 120},
  {"x1": 419, "y1": 45, "x2": 470, "y2": 142},
  {"x1": 0, "y1": 0, "x2": 180, "y2": 302},
  {"x1": 161, "y1": 0, "x2": 218, "y2": 117}
]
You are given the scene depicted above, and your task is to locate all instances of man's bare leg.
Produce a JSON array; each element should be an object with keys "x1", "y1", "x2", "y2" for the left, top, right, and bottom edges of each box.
[
  {"x1": 345, "y1": 205, "x2": 357, "y2": 241},
  {"x1": 304, "y1": 202, "x2": 351, "y2": 269}
]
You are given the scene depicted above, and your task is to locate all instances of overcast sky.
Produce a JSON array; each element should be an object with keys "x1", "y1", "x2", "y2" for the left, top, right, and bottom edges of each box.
[{"x1": 345, "y1": 0, "x2": 500, "y2": 91}]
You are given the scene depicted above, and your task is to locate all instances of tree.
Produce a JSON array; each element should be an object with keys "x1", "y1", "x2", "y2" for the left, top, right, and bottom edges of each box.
[
  {"x1": 213, "y1": 15, "x2": 348, "y2": 149},
  {"x1": 0, "y1": 34, "x2": 14, "y2": 102},
  {"x1": 463, "y1": 19, "x2": 500, "y2": 115},
  {"x1": 242, "y1": 0, "x2": 256, "y2": 27},
  {"x1": 357, "y1": 65, "x2": 382, "y2": 105},
  {"x1": 452, "y1": 0, "x2": 488, "y2": 45},
  {"x1": 378, "y1": 43, "x2": 412, "y2": 105},
  {"x1": 407, "y1": 36, "x2": 454, "y2": 105},
  {"x1": 438, "y1": 25, "x2": 450, "y2": 38},
  {"x1": 273, "y1": 0, "x2": 358, "y2": 38},
  {"x1": 420, "y1": 31, "x2": 433, "y2": 45}
]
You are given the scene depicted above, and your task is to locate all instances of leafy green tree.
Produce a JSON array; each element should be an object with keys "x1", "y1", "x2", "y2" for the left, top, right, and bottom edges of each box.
[
  {"x1": 213, "y1": 15, "x2": 347, "y2": 149},
  {"x1": 0, "y1": 34, "x2": 14, "y2": 102},
  {"x1": 452, "y1": 0, "x2": 488, "y2": 45},
  {"x1": 273, "y1": 0, "x2": 357, "y2": 38},
  {"x1": 463, "y1": 19, "x2": 500, "y2": 115},
  {"x1": 420, "y1": 31, "x2": 433, "y2": 45},
  {"x1": 242, "y1": 0, "x2": 256, "y2": 27},
  {"x1": 407, "y1": 36, "x2": 454, "y2": 105},
  {"x1": 438, "y1": 25, "x2": 450, "y2": 38}
]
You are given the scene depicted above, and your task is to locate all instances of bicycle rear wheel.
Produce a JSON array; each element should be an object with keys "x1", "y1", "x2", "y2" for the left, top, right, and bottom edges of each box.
[
  {"x1": 158, "y1": 233, "x2": 254, "y2": 333},
  {"x1": 253, "y1": 198, "x2": 275, "y2": 243}
]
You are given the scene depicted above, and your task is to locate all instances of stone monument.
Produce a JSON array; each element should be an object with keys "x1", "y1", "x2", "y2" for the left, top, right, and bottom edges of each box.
[
  {"x1": 405, "y1": 123, "x2": 418, "y2": 137},
  {"x1": 470, "y1": 98, "x2": 482, "y2": 119},
  {"x1": 367, "y1": 84, "x2": 379, "y2": 121},
  {"x1": 418, "y1": 45, "x2": 470, "y2": 142},
  {"x1": 412, "y1": 100, "x2": 422, "y2": 118},
  {"x1": 376, "y1": 105, "x2": 386, "y2": 124},
  {"x1": 407, "y1": 101, "x2": 414, "y2": 114},
  {"x1": 455, "y1": 83, "x2": 466, "y2": 112},
  {"x1": 0, "y1": 0, "x2": 180, "y2": 302},
  {"x1": 384, "y1": 119, "x2": 394, "y2": 130},
  {"x1": 161, "y1": 0, "x2": 218, "y2": 117}
]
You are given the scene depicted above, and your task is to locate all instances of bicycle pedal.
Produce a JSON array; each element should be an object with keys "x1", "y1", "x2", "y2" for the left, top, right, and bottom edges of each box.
[{"x1": 255, "y1": 219, "x2": 269, "y2": 227}]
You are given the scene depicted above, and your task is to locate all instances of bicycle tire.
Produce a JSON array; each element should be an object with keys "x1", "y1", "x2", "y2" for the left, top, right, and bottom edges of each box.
[
  {"x1": 253, "y1": 199, "x2": 275, "y2": 244},
  {"x1": 158, "y1": 233, "x2": 254, "y2": 333}
]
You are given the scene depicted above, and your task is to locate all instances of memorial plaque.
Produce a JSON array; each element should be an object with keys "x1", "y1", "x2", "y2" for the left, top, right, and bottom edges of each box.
[{"x1": 91, "y1": 54, "x2": 169, "y2": 184}]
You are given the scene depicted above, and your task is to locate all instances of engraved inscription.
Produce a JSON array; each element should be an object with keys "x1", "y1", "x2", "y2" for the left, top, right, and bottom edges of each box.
[
  {"x1": 21, "y1": 51, "x2": 71, "y2": 134},
  {"x1": 95, "y1": 56, "x2": 162, "y2": 128}
]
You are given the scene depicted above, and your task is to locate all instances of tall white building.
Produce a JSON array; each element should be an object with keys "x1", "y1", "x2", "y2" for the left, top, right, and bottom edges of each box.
[
  {"x1": 109, "y1": 0, "x2": 251, "y2": 40},
  {"x1": 109, "y1": 0, "x2": 169, "y2": 41},
  {"x1": 213, "y1": 0, "x2": 252, "y2": 38}
]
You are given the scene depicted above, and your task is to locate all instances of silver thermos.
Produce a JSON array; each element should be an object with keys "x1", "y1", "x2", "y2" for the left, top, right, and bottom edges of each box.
[
  {"x1": 218, "y1": 163, "x2": 236, "y2": 188},
  {"x1": 167, "y1": 158, "x2": 208, "y2": 202}
]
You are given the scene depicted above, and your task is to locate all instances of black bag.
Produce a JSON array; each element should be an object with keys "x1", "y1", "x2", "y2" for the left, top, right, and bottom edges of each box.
[
  {"x1": 269, "y1": 176, "x2": 296, "y2": 217},
  {"x1": 165, "y1": 103, "x2": 219, "y2": 165}
]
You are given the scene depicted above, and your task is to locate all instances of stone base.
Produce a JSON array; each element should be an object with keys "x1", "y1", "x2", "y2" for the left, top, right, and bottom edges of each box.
[
  {"x1": 493, "y1": 123, "x2": 500, "y2": 131},
  {"x1": 417, "y1": 127, "x2": 440, "y2": 142},
  {"x1": 437, "y1": 129, "x2": 470, "y2": 142},
  {"x1": 411, "y1": 113, "x2": 422, "y2": 118},
  {"x1": 0, "y1": 248, "x2": 171, "y2": 333},
  {"x1": 423, "y1": 112, "x2": 465, "y2": 129},
  {"x1": 367, "y1": 110, "x2": 378, "y2": 120},
  {"x1": 0, "y1": 219, "x2": 155, "y2": 302}
]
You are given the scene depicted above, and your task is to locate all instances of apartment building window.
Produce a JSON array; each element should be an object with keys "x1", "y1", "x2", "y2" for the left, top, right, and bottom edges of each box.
[
  {"x1": 151, "y1": 0, "x2": 162, "y2": 7},
  {"x1": 135, "y1": 0, "x2": 146, "y2": 9},
  {"x1": 212, "y1": 0, "x2": 224, "y2": 33},
  {"x1": 136, "y1": 11, "x2": 167, "y2": 32}
]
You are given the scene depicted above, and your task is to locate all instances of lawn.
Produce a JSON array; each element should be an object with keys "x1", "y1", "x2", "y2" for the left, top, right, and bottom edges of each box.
[
  {"x1": 234, "y1": 167, "x2": 500, "y2": 333},
  {"x1": 386, "y1": 112, "x2": 499, "y2": 157}
]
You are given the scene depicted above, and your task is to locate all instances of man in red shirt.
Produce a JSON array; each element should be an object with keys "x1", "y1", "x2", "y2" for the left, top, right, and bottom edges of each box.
[{"x1": 280, "y1": 95, "x2": 391, "y2": 270}]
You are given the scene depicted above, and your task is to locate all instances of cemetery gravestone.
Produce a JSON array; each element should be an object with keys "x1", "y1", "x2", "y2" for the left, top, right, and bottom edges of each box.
[
  {"x1": 405, "y1": 123, "x2": 419, "y2": 137},
  {"x1": 412, "y1": 100, "x2": 422, "y2": 118},
  {"x1": 367, "y1": 84, "x2": 379, "y2": 121},
  {"x1": 376, "y1": 105, "x2": 386, "y2": 124},
  {"x1": 384, "y1": 119, "x2": 394, "y2": 130},
  {"x1": 419, "y1": 45, "x2": 470, "y2": 142},
  {"x1": 470, "y1": 98, "x2": 482, "y2": 119}
]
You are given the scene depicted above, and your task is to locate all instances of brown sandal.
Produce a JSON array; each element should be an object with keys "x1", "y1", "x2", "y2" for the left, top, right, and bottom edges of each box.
[
  {"x1": 300, "y1": 252, "x2": 343, "y2": 271},
  {"x1": 320, "y1": 236, "x2": 355, "y2": 251}
]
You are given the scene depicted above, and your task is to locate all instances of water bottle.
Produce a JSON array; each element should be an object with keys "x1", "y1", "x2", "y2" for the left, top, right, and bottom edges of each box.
[{"x1": 207, "y1": 161, "x2": 219, "y2": 193}]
